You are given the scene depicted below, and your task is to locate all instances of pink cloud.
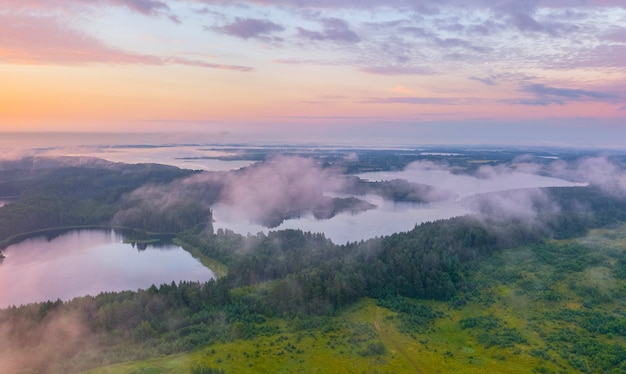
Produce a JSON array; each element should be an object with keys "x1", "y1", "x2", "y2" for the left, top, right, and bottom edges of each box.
[
  {"x1": 190, "y1": 0, "x2": 626, "y2": 10},
  {"x1": 0, "y1": 0, "x2": 169, "y2": 16},
  {"x1": 360, "y1": 66, "x2": 434, "y2": 75},
  {"x1": 0, "y1": 14, "x2": 159, "y2": 65},
  {"x1": 0, "y1": 14, "x2": 252, "y2": 71}
]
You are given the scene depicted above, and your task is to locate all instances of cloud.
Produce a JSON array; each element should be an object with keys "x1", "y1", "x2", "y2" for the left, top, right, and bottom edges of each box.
[
  {"x1": 297, "y1": 18, "x2": 360, "y2": 44},
  {"x1": 547, "y1": 157, "x2": 626, "y2": 197},
  {"x1": 0, "y1": 14, "x2": 158, "y2": 65},
  {"x1": 524, "y1": 84, "x2": 617, "y2": 100},
  {"x1": 166, "y1": 57, "x2": 253, "y2": 72},
  {"x1": 524, "y1": 83, "x2": 617, "y2": 100},
  {"x1": 392, "y1": 85, "x2": 415, "y2": 94},
  {"x1": 470, "y1": 76, "x2": 496, "y2": 86},
  {"x1": 0, "y1": 0, "x2": 171, "y2": 17},
  {"x1": 511, "y1": 83, "x2": 619, "y2": 106},
  {"x1": 401, "y1": 25, "x2": 492, "y2": 52},
  {"x1": 214, "y1": 18, "x2": 285, "y2": 40},
  {"x1": 433, "y1": 37, "x2": 492, "y2": 53},
  {"x1": 509, "y1": 98, "x2": 564, "y2": 106},
  {"x1": 359, "y1": 97, "x2": 461, "y2": 105},
  {"x1": 360, "y1": 66, "x2": 434, "y2": 75},
  {"x1": 509, "y1": 12, "x2": 547, "y2": 33},
  {"x1": 604, "y1": 28, "x2": 626, "y2": 43},
  {"x1": 116, "y1": 157, "x2": 352, "y2": 228},
  {"x1": 188, "y1": 0, "x2": 626, "y2": 11},
  {"x1": 0, "y1": 14, "x2": 252, "y2": 71},
  {"x1": 400, "y1": 26, "x2": 435, "y2": 38},
  {"x1": 110, "y1": 0, "x2": 170, "y2": 16}
]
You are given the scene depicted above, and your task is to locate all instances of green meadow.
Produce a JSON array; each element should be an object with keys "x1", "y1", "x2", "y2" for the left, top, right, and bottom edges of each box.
[{"x1": 83, "y1": 224, "x2": 626, "y2": 374}]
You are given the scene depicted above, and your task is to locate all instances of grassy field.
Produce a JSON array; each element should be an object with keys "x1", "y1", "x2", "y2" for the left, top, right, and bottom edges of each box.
[
  {"x1": 82, "y1": 300, "x2": 558, "y2": 374},
  {"x1": 83, "y1": 224, "x2": 626, "y2": 374}
]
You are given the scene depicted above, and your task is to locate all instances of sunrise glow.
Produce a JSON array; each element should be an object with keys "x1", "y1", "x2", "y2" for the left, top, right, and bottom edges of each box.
[{"x1": 1, "y1": 0, "x2": 625, "y2": 145}]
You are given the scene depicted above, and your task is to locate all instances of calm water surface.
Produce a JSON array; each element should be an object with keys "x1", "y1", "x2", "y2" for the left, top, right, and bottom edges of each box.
[
  {"x1": 212, "y1": 196, "x2": 470, "y2": 244},
  {"x1": 212, "y1": 167, "x2": 584, "y2": 244},
  {"x1": 0, "y1": 230, "x2": 215, "y2": 308}
]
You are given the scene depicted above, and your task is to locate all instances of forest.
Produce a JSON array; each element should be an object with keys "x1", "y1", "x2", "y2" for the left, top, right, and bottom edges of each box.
[{"x1": 2, "y1": 154, "x2": 626, "y2": 373}]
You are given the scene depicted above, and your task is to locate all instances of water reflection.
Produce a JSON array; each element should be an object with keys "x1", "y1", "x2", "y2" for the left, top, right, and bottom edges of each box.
[
  {"x1": 41, "y1": 145, "x2": 254, "y2": 171},
  {"x1": 212, "y1": 167, "x2": 583, "y2": 244},
  {"x1": 358, "y1": 167, "x2": 584, "y2": 197},
  {"x1": 212, "y1": 196, "x2": 470, "y2": 244},
  {"x1": 0, "y1": 230, "x2": 214, "y2": 308}
]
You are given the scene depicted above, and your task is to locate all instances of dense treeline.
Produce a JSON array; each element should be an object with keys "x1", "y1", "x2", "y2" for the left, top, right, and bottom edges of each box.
[
  {"x1": 0, "y1": 158, "x2": 195, "y2": 245},
  {"x1": 4, "y1": 157, "x2": 626, "y2": 372},
  {"x1": 3, "y1": 185, "x2": 624, "y2": 372},
  {"x1": 341, "y1": 177, "x2": 457, "y2": 203}
]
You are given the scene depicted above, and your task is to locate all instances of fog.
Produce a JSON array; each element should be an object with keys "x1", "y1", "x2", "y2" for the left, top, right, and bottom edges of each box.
[
  {"x1": 115, "y1": 156, "x2": 350, "y2": 229},
  {"x1": 3, "y1": 144, "x2": 626, "y2": 373},
  {"x1": 203, "y1": 158, "x2": 589, "y2": 243},
  {"x1": 546, "y1": 156, "x2": 626, "y2": 197},
  {"x1": 359, "y1": 161, "x2": 585, "y2": 197},
  {"x1": 112, "y1": 154, "x2": 619, "y2": 243},
  {"x1": 0, "y1": 133, "x2": 254, "y2": 171},
  {"x1": 0, "y1": 311, "x2": 90, "y2": 374},
  {"x1": 4, "y1": 148, "x2": 613, "y2": 244}
]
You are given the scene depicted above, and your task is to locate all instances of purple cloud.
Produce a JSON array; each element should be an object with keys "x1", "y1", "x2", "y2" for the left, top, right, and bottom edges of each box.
[
  {"x1": 433, "y1": 37, "x2": 492, "y2": 53},
  {"x1": 605, "y1": 28, "x2": 626, "y2": 43},
  {"x1": 400, "y1": 26, "x2": 435, "y2": 38},
  {"x1": 510, "y1": 12, "x2": 546, "y2": 33},
  {"x1": 470, "y1": 76, "x2": 496, "y2": 86},
  {"x1": 510, "y1": 83, "x2": 619, "y2": 106},
  {"x1": 215, "y1": 18, "x2": 285, "y2": 39},
  {"x1": 297, "y1": 18, "x2": 360, "y2": 44},
  {"x1": 401, "y1": 25, "x2": 491, "y2": 53},
  {"x1": 360, "y1": 66, "x2": 434, "y2": 75},
  {"x1": 359, "y1": 97, "x2": 460, "y2": 105},
  {"x1": 187, "y1": 0, "x2": 626, "y2": 11},
  {"x1": 166, "y1": 57, "x2": 254, "y2": 72},
  {"x1": 110, "y1": 0, "x2": 169, "y2": 16},
  {"x1": 509, "y1": 98, "x2": 565, "y2": 106},
  {"x1": 0, "y1": 0, "x2": 171, "y2": 17},
  {"x1": 524, "y1": 84, "x2": 617, "y2": 100}
]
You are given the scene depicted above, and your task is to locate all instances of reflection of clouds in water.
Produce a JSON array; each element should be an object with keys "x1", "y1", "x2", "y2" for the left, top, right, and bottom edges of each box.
[
  {"x1": 212, "y1": 197, "x2": 470, "y2": 244},
  {"x1": 0, "y1": 132, "x2": 253, "y2": 171},
  {"x1": 359, "y1": 162, "x2": 584, "y2": 197},
  {"x1": 40, "y1": 146, "x2": 253, "y2": 171},
  {"x1": 214, "y1": 162, "x2": 586, "y2": 244},
  {"x1": 0, "y1": 230, "x2": 214, "y2": 308}
]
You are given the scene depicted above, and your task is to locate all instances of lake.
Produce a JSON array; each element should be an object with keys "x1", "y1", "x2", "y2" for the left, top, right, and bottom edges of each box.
[
  {"x1": 212, "y1": 197, "x2": 470, "y2": 244},
  {"x1": 0, "y1": 132, "x2": 255, "y2": 171},
  {"x1": 212, "y1": 166, "x2": 585, "y2": 244},
  {"x1": 0, "y1": 229, "x2": 215, "y2": 308}
]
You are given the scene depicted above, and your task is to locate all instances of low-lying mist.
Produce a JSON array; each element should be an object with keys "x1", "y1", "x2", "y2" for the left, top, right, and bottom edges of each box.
[
  {"x1": 113, "y1": 154, "x2": 623, "y2": 243},
  {"x1": 3, "y1": 150, "x2": 626, "y2": 374}
]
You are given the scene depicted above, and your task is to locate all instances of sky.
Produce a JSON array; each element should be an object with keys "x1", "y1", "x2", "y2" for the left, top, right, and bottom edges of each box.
[{"x1": 1, "y1": 0, "x2": 626, "y2": 147}]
